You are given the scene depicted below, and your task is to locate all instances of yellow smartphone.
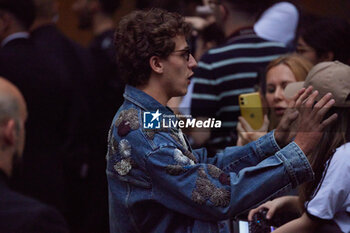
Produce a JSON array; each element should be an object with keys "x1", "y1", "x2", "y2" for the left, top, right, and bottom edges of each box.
[{"x1": 238, "y1": 92, "x2": 264, "y2": 130}]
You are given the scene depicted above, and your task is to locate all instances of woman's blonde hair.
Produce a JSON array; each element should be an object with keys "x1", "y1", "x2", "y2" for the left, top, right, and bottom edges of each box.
[{"x1": 266, "y1": 54, "x2": 313, "y2": 82}]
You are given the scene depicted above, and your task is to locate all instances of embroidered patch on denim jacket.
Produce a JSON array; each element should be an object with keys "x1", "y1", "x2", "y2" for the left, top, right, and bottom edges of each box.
[
  {"x1": 107, "y1": 127, "x2": 112, "y2": 143},
  {"x1": 207, "y1": 164, "x2": 230, "y2": 185},
  {"x1": 191, "y1": 168, "x2": 231, "y2": 206},
  {"x1": 195, "y1": 177, "x2": 216, "y2": 199},
  {"x1": 144, "y1": 128, "x2": 168, "y2": 140},
  {"x1": 118, "y1": 121, "x2": 131, "y2": 137},
  {"x1": 197, "y1": 167, "x2": 208, "y2": 178},
  {"x1": 183, "y1": 150, "x2": 198, "y2": 164},
  {"x1": 115, "y1": 109, "x2": 139, "y2": 137},
  {"x1": 219, "y1": 173, "x2": 230, "y2": 185},
  {"x1": 174, "y1": 149, "x2": 194, "y2": 165},
  {"x1": 170, "y1": 132, "x2": 188, "y2": 149},
  {"x1": 192, "y1": 190, "x2": 206, "y2": 205},
  {"x1": 210, "y1": 188, "x2": 230, "y2": 207},
  {"x1": 107, "y1": 133, "x2": 118, "y2": 158},
  {"x1": 119, "y1": 139, "x2": 132, "y2": 158},
  {"x1": 114, "y1": 158, "x2": 133, "y2": 176},
  {"x1": 207, "y1": 164, "x2": 223, "y2": 179},
  {"x1": 106, "y1": 128, "x2": 113, "y2": 159},
  {"x1": 165, "y1": 165, "x2": 186, "y2": 175}
]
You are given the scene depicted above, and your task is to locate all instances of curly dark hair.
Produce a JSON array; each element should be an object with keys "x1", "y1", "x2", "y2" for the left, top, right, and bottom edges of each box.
[{"x1": 114, "y1": 8, "x2": 192, "y2": 87}]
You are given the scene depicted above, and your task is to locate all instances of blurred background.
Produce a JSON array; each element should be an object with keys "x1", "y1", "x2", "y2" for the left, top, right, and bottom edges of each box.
[{"x1": 58, "y1": 0, "x2": 350, "y2": 46}]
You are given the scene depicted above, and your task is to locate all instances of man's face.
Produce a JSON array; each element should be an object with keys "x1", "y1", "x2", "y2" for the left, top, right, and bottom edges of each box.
[
  {"x1": 11, "y1": 98, "x2": 27, "y2": 175},
  {"x1": 208, "y1": 0, "x2": 224, "y2": 27},
  {"x1": 72, "y1": 0, "x2": 93, "y2": 29},
  {"x1": 15, "y1": 97, "x2": 27, "y2": 159},
  {"x1": 161, "y1": 35, "x2": 197, "y2": 98},
  {"x1": 296, "y1": 37, "x2": 318, "y2": 65}
]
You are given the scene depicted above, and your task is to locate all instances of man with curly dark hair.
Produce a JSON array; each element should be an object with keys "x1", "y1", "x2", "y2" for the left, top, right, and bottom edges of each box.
[
  {"x1": 114, "y1": 8, "x2": 194, "y2": 88},
  {"x1": 106, "y1": 8, "x2": 337, "y2": 233}
]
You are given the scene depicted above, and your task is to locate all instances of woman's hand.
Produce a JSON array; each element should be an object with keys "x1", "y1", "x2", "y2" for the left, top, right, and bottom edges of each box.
[
  {"x1": 236, "y1": 115, "x2": 269, "y2": 146},
  {"x1": 248, "y1": 196, "x2": 299, "y2": 221}
]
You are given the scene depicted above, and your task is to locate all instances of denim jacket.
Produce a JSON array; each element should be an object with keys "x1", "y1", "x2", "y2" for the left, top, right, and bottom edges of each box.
[{"x1": 106, "y1": 85, "x2": 314, "y2": 233}]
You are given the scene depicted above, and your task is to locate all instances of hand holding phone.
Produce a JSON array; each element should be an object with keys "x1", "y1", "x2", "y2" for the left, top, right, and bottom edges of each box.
[{"x1": 238, "y1": 92, "x2": 264, "y2": 130}]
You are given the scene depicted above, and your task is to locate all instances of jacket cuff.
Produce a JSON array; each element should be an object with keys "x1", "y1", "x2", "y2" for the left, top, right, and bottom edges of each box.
[
  {"x1": 255, "y1": 130, "x2": 281, "y2": 160},
  {"x1": 275, "y1": 141, "x2": 314, "y2": 187}
]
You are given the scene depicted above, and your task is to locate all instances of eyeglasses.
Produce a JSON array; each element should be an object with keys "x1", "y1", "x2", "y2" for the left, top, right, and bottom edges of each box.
[{"x1": 172, "y1": 48, "x2": 191, "y2": 61}]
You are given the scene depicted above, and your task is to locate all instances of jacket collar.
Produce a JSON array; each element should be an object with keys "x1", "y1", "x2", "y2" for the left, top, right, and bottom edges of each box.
[
  {"x1": 123, "y1": 85, "x2": 174, "y2": 116},
  {"x1": 226, "y1": 26, "x2": 257, "y2": 44}
]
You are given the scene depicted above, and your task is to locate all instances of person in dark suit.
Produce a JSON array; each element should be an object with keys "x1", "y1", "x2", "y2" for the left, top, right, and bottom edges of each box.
[
  {"x1": 0, "y1": 77, "x2": 69, "y2": 233},
  {"x1": 0, "y1": 1, "x2": 88, "y2": 229},
  {"x1": 29, "y1": 1, "x2": 96, "y2": 232},
  {"x1": 72, "y1": 0, "x2": 124, "y2": 140},
  {"x1": 72, "y1": 0, "x2": 125, "y2": 155},
  {"x1": 72, "y1": 1, "x2": 124, "y2": 232}
]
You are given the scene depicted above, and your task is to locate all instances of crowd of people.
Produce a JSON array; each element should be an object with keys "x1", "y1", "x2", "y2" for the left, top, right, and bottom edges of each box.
[
  {"x1": 0, "y1": 0, "x2": 122, "y2": 232},
  {"x1": 0, "y1": 0, "x2": 349, "y2": 233}
]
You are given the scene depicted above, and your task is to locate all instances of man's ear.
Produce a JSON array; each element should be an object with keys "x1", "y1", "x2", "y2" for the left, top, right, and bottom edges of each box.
[
  {"x1": 2, "y1": 119, "x2": 16, "y2": 146},
  {"x1": 219, "y1": 4, "x2": 229, "y2": 21},
  {"x1": 149, "y1": 56, "x2": 164, "y2": 74}
]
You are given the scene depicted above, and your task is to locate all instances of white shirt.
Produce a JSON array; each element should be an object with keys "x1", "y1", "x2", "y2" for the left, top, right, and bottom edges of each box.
[
  {"x1": 306, "y1": 142, "x2": 350, "y2": 233},
  {"x1": 1, "y1": 32, "x2": 29, "y2": 47},
  {"x1": 179, "y1": 81, "x2": 194, "y2": 115}
]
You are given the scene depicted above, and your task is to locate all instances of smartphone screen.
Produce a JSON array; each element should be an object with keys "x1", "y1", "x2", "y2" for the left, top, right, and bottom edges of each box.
[{"x1": 238, "y1": 221, "x2": 249, "y2": 233}]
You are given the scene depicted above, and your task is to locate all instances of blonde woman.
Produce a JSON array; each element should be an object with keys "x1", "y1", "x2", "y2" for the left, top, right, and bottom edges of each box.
[{"x1": 237, "y1": 54, "x2": 313, "y2": 145}]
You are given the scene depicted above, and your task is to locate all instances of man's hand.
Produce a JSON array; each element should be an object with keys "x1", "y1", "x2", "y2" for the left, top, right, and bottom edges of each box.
[
  {"x1": 294, "y1": 90, "x2": 337, "y2": 155},
  {"x1": 275, "y1": 86, "x2": 337, "y2": 152},
  {"x1": 274, "y1": 87, "x2": 308, "y2": 147}
]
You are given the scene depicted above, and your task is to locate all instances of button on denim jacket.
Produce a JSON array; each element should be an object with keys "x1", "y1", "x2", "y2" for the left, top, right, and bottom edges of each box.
[{"x1": 106, "y1": 85, "x2": 314, "y2": 233}]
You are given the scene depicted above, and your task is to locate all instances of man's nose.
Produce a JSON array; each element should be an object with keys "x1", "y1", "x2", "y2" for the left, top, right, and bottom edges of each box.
[{"x1": 188, "y1": 54, "x2": 197, "y2": 69}]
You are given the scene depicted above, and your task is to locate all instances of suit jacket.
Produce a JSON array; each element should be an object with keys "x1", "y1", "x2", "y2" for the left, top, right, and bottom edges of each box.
[
  {"x1": 89, "y1": 29, "x2": 124, "y2": 155},
  {"x1": 30, "y1": 25, "x2": 101, "y2": 232},
  {"x1": 0, "y1": 170, "x2": 69, "y2": 233},
  {"x1": 30, "y1": 24, "x2": 93, "y2": 177}
]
